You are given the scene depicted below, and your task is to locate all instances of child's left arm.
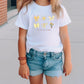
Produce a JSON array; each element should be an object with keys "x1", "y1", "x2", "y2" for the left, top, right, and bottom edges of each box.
[{"x1": 59, "y1": 25, "x2": 72, "y2": 76}]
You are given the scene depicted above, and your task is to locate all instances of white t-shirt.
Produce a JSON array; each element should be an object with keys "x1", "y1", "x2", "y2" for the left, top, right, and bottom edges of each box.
[{"x1": 15, "y1": 1, "x2": 71, "y2": 53}]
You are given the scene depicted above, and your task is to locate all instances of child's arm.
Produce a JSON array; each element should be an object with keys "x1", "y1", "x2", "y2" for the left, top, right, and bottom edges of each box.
[
  {"x1": 14, "y1": 6, "x2": 30, "y2": 79},
  {"x1": 60, "y1": 25, "x2": 71, "y2": 61},
  {"x1": 18, "y1": 28, "x2": 28, "y2": 65},
  {"x1": 59, "y1": 25, "x2": 72, "y2": 76}
]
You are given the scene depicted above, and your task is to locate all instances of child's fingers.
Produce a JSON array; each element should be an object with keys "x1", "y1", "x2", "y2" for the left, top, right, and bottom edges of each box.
[
  {"x1": 63, "y1": 70, "x2": 65, "y2": 73},
  {"x1": 25, "y1": 71, "x2": 29, "y2": 79},
  {"x1": 65, "y1": 72, "x2": 70, "y2": 76},
  {"x1": 65, "y1": 73, "x2": 67, "y2": 76},
  {"x1": 63, "y1": 68, "x2": 65, "y2": 73},
  {"x1": 27, "y1": 73, "x2": 29, "y2": 76},
  {"x1": 65, "y1": 72, "x2": 68, "y2": 76},
  {"x1": 25, "y1": 74, "x2": 28, "y2": 79},
  {"x1": 27, "y1": 70, "x2": 30, "y2": 76}
]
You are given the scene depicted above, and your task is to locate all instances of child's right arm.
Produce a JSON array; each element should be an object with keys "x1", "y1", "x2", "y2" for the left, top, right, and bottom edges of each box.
[
  {"x1": 18, "y1": 27, "x2": 29, "y2": 79},
  {"x1": 15, "y1": 6, "x2": 29, "y2": 79},
  {"x1": 15, "y1": 6, "x2": 29, "y2": 65},
  {"x1": 18, "y1": 27, "x2": 27, "y2": 65}
]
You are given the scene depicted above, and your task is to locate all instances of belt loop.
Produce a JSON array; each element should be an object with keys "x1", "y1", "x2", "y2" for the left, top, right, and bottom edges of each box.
[
  {"x1": 44, "y1": 52, "x2": 47, "y2": 60},
  {"x1": 35, "y1": 50, "x2": 37, "y2": 55},
  {"x1": 50, "y1": 52, "x2": 51, "y2": 57},
  {"x1": 50, "y1": 52, "x2": 54, "y2": 57},
  {"x1": 30, "y1": 48, "x2": 34, "y2": 57},
  {"x1": 33, "y1": 50, "x2": 35, "y2": 56}
]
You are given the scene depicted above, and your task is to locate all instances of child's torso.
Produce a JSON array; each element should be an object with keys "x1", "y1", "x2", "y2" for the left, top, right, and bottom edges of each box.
[{"x1": 26, "y1": 1, "x2": 63, "y2": 53}]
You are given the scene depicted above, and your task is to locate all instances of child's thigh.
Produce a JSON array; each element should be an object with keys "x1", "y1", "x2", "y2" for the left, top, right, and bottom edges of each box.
[
  {"x1": 45, "y1": 75, "x2": 62, "y2": 84},
  {"x1": 29, "y1": 73, "x2": 43, "y2": 84}
]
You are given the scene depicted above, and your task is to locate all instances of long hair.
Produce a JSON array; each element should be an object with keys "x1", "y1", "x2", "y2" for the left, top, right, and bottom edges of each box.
[{"x1": 16, "y1": 0, "x2": 63, "y2": 19}]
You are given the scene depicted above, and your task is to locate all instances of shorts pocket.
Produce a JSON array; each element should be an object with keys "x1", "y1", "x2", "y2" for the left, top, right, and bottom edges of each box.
[
  {"x1": 51, "y1": 52, "x2": 62, "y2": 61},
  {"x1": 26, "y1": 52, "x2": 34, "y2": 61},
  {"x1": 54, "y1": 55, "x2": 62, "y2": 61}
]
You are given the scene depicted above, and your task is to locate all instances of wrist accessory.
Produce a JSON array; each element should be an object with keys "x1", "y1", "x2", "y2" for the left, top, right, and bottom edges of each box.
[{"x1": 18, "y1": 57, "x2": 27, "y2": 60}]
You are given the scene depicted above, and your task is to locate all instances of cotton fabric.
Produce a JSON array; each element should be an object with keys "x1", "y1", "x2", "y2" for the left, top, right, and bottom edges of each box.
[{"x1": 15, "y1": 1, "x2": 71, "y2": 53}]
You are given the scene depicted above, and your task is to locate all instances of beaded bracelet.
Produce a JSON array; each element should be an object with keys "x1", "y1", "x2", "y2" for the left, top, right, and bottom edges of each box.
[{"x1": 18, "y1": 57, "x2": 27, "y2": 60}]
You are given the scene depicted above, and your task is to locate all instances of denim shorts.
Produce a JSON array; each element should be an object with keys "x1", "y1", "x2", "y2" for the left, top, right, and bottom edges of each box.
[{"x1": 26, "y1": 48, "x2": 64, "y2": 78}]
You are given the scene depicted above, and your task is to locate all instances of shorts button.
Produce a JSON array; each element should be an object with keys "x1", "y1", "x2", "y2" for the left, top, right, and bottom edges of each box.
[{"x1": 44, "y1": 52, "x2": 46, "y2": 55}]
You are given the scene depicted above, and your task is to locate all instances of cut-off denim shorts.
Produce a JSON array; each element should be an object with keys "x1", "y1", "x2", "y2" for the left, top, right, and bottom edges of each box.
[{"x1": 26, "y1": 48, "x2": 64, "y2": 78}]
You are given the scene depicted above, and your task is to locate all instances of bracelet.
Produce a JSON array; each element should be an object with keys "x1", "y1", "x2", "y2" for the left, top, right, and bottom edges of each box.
[
  {"x1": 18, "y1": 57, "x2": 27, "y2": 60},
  {"x1": 20, "y1": 61, "x2": 27, "y2": 65}
]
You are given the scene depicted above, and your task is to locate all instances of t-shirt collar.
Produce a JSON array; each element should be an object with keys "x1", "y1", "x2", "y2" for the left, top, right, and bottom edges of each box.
[{"x1": 32, "y1": 1, "x2": 51, "y2": 8}]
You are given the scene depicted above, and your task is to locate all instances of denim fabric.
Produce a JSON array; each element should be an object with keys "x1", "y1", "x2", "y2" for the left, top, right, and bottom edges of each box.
[{"x1": 26, "y1": 48, "x2": 64, "y2": 78}]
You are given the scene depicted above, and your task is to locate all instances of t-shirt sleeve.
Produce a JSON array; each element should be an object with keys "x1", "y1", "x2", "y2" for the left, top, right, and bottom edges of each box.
[
  {"x1": 59, "y1": 4, "x2": 71, "y2": 27},
  {"x1": 15, "y1": 6, "x2": 29, "y2": 30}
]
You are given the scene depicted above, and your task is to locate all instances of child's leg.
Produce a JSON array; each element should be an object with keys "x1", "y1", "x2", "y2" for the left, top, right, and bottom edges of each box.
[
  {"x1": 26, "y1": 48, "x2": 63, "y2": 84},
  {"x1": 29, "y1": 73, "x2": 43, "y2": 84},
  {"x1": 26, "y1": 48, "x2": 44, "y2": 84},
  {"x1": 42, "y1": 51, "x2": 63, "y2": 84},
  {"x1": 45, "y1": 75, "x2": 62, "y2": 84}
]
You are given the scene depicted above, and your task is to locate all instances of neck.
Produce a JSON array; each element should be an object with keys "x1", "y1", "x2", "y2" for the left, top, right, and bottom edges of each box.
[{"x1": 35, "y1": 0, "x2": 50, "y2": 6}]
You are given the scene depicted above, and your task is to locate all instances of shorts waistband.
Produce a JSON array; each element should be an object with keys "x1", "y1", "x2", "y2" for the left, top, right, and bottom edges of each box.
[{"x1": 27, "y1": 48, "x2": 62, "y2": 56}]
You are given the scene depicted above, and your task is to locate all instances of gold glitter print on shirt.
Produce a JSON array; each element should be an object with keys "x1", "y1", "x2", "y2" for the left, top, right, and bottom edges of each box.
[
  {"x1": 33, "y1": 15, "x2": 55, "y2": 30},
  {"x1": 48, "y1": 16, "x2": 55, "y2": 21},
  {"x1": 34, "y1": 16, "x2": 39, "y2": 21},
  {"x1": 42, "y1": 16, "x2": 46, "y2": 20},
  {"x1": 50, "y1": 23, "x2": 54, "y2": 28},
  {"x1": 34, "y1": 23, "x2": 39, "y2": 28},
  {"x1": 42, "y1": 23, "x2": 48, "y2": 28}
]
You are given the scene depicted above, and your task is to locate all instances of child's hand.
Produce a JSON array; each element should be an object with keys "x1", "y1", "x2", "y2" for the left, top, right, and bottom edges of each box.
[
  {"x1": 19, "y1": 63, "x2": 30, "y2": 79},
  {"x1": 63, "y1": 60, "x2": 72, "y2": 76}
]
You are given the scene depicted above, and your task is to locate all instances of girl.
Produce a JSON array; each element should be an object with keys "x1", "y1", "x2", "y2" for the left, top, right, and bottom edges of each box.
[{"x1": 15, "y1": 0, "x2": 72, "y2": 84}]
